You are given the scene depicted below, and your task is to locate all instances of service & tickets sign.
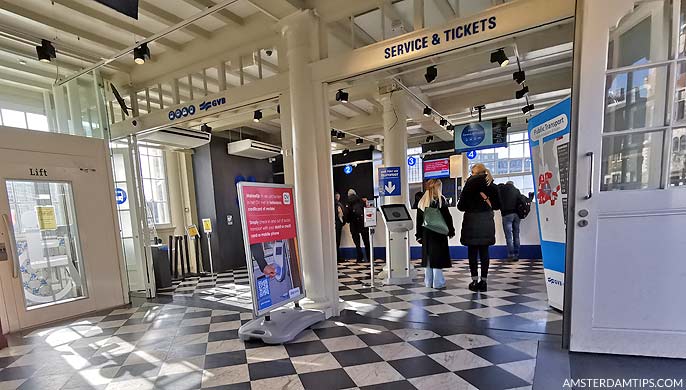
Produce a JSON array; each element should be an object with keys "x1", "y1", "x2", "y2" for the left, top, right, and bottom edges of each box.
[{"x1": 237, "y1": 182, "x2": 305, "y2": 315}]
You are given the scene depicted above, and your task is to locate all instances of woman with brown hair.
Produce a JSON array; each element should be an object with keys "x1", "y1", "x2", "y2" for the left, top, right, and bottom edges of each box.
[
  {"x1": 415, "y1": 179, "x2": 455, "y2": 289},
  {"x1": 457, "y1": 163, "x2": 501, "y2": 292}
]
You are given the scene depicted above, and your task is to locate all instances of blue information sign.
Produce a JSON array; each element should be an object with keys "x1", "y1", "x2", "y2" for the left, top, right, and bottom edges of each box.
[
  {"x1": 115, "y1": 188, "x2": 127, "y2": 205},
  {"x1": 407, "y1": 156, "x2": 416, "y2": 166},
  {"x1": 379, "y1": 167, "x2": 401, "y2": 196},
  {"x1": 343, "y1": 165, "x2": 353, "y2": 174},
  {"x1": 466, "y1": 150, "x2": 478, "y2": 159}
]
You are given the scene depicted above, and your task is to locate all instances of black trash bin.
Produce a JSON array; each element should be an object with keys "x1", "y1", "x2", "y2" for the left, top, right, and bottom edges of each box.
[{"x1": 152, "y1": 245, "x2": 173, "y2": 289}]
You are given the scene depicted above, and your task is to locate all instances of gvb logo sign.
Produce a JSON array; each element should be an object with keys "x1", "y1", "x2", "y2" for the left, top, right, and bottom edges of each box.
[
  {"x1": 199, "y1": 97, "x2": 226, "y2": 111},
  {"x1": 168, "y1": 105, "x2": 196, "y2": 121}
]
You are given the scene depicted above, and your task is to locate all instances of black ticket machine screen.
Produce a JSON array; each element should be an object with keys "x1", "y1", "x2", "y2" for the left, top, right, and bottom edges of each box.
[{"x1": 381, "y1": 205, "x2": 411, "y2": 222}]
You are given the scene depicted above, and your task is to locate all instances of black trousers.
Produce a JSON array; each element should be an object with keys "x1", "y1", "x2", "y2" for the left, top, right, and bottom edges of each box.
[
  {"x1": 335, "y1": 224, "x2": 343, "y2": 261},
  {"x1": 467, "y1": 245, "x2": 490, "y2": 279},
  {"x1": 350, "y1": 224, "x2": 371, "y2": 262}
]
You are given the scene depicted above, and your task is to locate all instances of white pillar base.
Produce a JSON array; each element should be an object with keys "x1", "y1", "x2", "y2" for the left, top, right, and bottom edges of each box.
[{"x1": 298, "y1": 297, "x2": 336, "y2": 318}]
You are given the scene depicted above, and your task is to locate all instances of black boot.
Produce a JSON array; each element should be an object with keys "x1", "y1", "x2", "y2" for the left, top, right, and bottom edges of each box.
[
  {"x1": 477, "y1": 280, "x2": 487, "y2": 292},
  {"x1": 468, "y1": 281, "x2": 479, "y2": 292}
]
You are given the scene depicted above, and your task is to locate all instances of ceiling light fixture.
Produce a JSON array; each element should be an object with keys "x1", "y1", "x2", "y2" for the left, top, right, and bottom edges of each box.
[
  {"x1": 439, "y1": 118, "x2": 448, "y2": 127},
  {"x1": 331, "y1": 129, "x2": 337, "y2": 137},
  {"x1": 522, "y1": 104, "x2": 535, "y2": 114},
  {"x1": 356, "y1": 138, "x2": 363, "y2": 145},
  {"x1": 337, "y1": 131, "x2": 345, "y2": 139},
  {"x1": 201, "y1": 124, "x2": 212, "y2": 133},
  {"x1": 490, "y1": 48, "x2": 509, "y2": 67},
  {"x1": 36, "y1": 39, "x2": 56, "y2": 63},
  {"x1": 425, "y1": 135, "x2": 434, "y2": 143},
  {"x1": 446, "y1": 124, "x2": 455, "y2": 131},
  {"x1": 133, "y1": 43, "x2": 150, "y2": 65},
  {"x1": 423, "y1": 106, "x2": 432, "y2": 117},
  {"x1": 424, "y1": 65, "x2": 437, "y2": 83},
  {"x1": 513, "y1": 70, "x2": 526, "y2": 84},
  {"x1": 516, "y1": 86, "x2": 529, "y2": 99},
  {"x1": 253, "y1": 109, "x2": 262, "y2": 122},
  {"x1": 342, "y1": 149, "x2": 350, "y2": 156},
  {"x1": 335, "y1": 89, "x2": 349, "y2": 103}
]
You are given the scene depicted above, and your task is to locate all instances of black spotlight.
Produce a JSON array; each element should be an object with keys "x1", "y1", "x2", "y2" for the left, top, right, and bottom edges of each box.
[
  {"x1": 253, "y1": 109, "x2": 262, "y2": 122},
  {"x1": 439, "y1": 118, "x2": 448, "y2": 127},
  {"x1": 446, "y1": 124, "x2": 455, "y2": 131},
  {"x1": 36, "y1": 39, "x2": 56, "y2": 63},
  {"x1": 133, "y1": 43, "x2": 150, "y2": 65},
  {"x1": 356, "y1": 138, "x2": 363, "y2": 145},
  {"x1": 342, "y1": 149, "x2": 350, "y2": 156},
  {"x1": 277, "y1": 104, "x2": 280, "y2": 114},
  {"x1": 516, "y1": 86, "x2": 529, "y2": 99},
  {"x1": 522, "y1": 104, "x2": 535, "y2": 114},
  {"x1": 490, "y1": 48, "x2": 509, "y2": 67},
  {"x1": 368, "y1": 145, "x2": 375, "y2": 152},
  {"x1": 335, "y1": 89, "x2": 349, "y2": 103},
  {"x1": 513, "y1": 70, "x2": 526, "y2": 84},
  {"x1": 425, "y1": 135, "x2": 434, "y2": 143},
  {"x1": 336, "y1": 131, "x2": 345, "y2": 139},
  {"x1": 200, "y1": 124, "x2": 212, "y2": 133},
  {"x1": 424, "y1": 65, "x2": 437, "y2": 83},
  {"x1": 423, "y1": 106, "x2": 432, "y2": 117},
  {"x1": 331, "y1": 129, "x2": 337, "y2": 137}
]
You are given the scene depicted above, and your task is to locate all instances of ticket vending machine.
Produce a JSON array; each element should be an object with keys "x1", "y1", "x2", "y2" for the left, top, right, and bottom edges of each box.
[{"x1": 380, "y1": 204, "x2": 415, "y2": 284}]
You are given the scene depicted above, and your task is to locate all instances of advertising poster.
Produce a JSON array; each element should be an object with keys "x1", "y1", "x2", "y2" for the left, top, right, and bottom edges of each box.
[
  {"x1": 237, "y1": 183, "x2": 305, "y2": 316},
  {"x1": 527, "y1": 97, "x2": 571, "y2": 310},
  {"x1": 423, "y1": 158, "x2": 450, "y2": 179}
]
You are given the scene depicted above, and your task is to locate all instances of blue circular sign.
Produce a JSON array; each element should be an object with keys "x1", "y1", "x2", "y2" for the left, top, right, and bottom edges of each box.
[
  {"x1": 115, "y1": 188, "x2": 127, "y2": 205},
  {"x1": 467, "y1": 150, "x2": 478, "y2": 160},
  {"x1": 407, "y1": 156, "x2": 416, "y2": 166},
  {"x1": 461, "y1": 123, "x2": 486, "y2": 147},
  {"x1": 343, "y1": 165, "x2": 353, "y2": 174}
]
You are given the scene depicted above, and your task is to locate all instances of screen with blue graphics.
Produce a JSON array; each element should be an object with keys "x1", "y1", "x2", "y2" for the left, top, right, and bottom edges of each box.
[{"x1": 454, "y1": 117, "x2": 508, "y2": 152}]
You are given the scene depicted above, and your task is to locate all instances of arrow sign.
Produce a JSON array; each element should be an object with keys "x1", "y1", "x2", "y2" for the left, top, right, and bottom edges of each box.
[{"x1": 379, "y1": 167, "x2": 401, "y2": 196}]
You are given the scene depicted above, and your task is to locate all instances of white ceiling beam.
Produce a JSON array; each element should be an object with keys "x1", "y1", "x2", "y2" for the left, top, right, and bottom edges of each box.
[
  {"x1": 244, "y1": 0, "x2": 300, "y2": 20},
  {"x1": 179, "y1": 0, "x2": 245, "y2": 27},
  {"x1": 0, "y1": 0, "x2": 128, "y2": 51},
  {"x1": 0, "y1": 60, "x2": 55, "y2": 79},
  {"x1": 434, "y1": 0, "x2": 457, "y2": 19},
  {"x1": 51, "y1": 0, "x2": 182, "y2": 51},
  {"x1": 0, "y1": 72, "x2": 51, "y2": 89},
  {"x1": 380, "y1": 0, "x2": 412, "y2": 34},
  {"x1": 138, "y1": 2, "x2": 212, "y2": 39}
]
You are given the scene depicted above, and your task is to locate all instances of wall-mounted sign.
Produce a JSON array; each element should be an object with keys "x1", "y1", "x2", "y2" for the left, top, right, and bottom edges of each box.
[
  {"x1": 379, "y1": 167, "x2": 401, "y2": 196},
  {"x1": 167, "y1": 97, "x2": 226, "y2": 121},
  {"x1": 407, "y1": 156, "x2": 416, "y2": 166},
  {"x1": 343, "y1": 165, "x2": 353, "y2": 175},
  {"x1": 29, "y1": 168, "x2": 47, "y2": 177},
  {"x1": 466, "y1": 150, "x2": 478, "y2": 160},
  {"x1": 115, "y1": 188, "x2": 127, "y2": 205}
]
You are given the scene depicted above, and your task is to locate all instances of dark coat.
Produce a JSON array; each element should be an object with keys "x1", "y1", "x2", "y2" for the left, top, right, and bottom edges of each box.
[
  {"x1": 416, "y1": 197, "x2": 455, "y2": 269},
  {"x1": 497, "y1": 183, "x2": 521, "y2": 216},
  {"x1": 345, "y1": 194, "x2": 365, "y2": 229},
  {"x1": 457, "y1": 174, "x2": 501, "y2": 246}
]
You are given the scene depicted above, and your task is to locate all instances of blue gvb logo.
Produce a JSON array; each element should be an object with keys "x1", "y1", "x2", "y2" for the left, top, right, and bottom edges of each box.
[
  {"x1": 168, "y1": 104, "x2": 196, "y2": 121},
  {"x1": 199, "y1": 97, "x2": 226, "y2": 111}
]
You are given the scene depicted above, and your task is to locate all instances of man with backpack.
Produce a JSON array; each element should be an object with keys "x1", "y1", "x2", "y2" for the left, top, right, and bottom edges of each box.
[
  {"x1": 345, "y1": 189, "x2": 370, "y2": 263},
  {"x1": 498, "y1": 181, "x2": 530, "y2": 261}
]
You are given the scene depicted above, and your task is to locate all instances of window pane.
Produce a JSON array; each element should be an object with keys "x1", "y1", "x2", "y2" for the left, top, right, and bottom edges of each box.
[
  {"x1": 152, "y1": 180, "x2": 166, "y2": 202},
  {"x1": 151, "y1": 156, "x2": 165, "y2": 179},
  {"x1": 1, "y1": 109, "x2": 27, "y2": 129},
  {"x1": 669, "y1": 128, "x2": 686, "y2": 186},
  {"x1": 601, "y1": 130, "x2": 664, "y2": 191},
  {"x1": 26, "y1": 113, "x2": 49, "y2": 132},
  {"x1": 140, "y1": 155, "x2": 150, "y2": 178},
  {"x1": 608, "y1": 1, "x2": 671, "y2": 69},
  {"x1": 674, "y1": 62, "x2": 686, "y2": 122},
  {"x1": 143, "y1": 179, "x2": 153, "y2": 202},
  {"x1": 113, "y1": 154, "x2": 126, "y2": 182},
  {"x1": 605, "y1": 66, "x2": 668, "y2": 132}
]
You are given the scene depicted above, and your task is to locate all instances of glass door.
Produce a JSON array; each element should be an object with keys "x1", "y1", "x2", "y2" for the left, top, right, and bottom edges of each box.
[{"x1": 4, "y1": 180, "x2": 87, "y2": 309}]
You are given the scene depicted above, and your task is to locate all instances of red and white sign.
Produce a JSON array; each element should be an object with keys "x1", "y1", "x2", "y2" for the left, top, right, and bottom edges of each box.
[
  {"x1": 241, "y1": 186, "x2": 297, "y2": 244},
  {"x1": 423, "y1": 158, "x2": 450, "y2": 179}
]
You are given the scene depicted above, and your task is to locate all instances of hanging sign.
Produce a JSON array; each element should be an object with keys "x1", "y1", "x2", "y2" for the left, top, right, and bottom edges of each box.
[
  {"x1": 237, "y1": 183, "x2": 306, "y2": 316},
  {"x1": 202, "y1": 218, "x2": 213, "y2": 233},
  {"x1": 379, "y1": 167, "x2": 401, "y2": 196},
  {"x1": 36, "y1": 206, "x2": 57, "y2": 230},
  {"x1": 528, "y1": 97, "x2": 571, "y2": 311},
  {"x1": 466, "y1": 150, "x2": 478, "y2": 159}
]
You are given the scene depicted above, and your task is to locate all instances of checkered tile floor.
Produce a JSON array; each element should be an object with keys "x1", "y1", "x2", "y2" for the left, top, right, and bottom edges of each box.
[
  {"x1": 157, "y1": 269, "x2": 253, "y2": 310},
  {"x1": 0, "y1": 303, "x2": 539, "y2": 390}
]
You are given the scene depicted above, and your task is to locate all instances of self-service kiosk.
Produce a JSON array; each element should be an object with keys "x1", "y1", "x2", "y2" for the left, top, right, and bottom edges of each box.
[{"x1": 380, "y1": 204, "x2": 416, "y2": 284}]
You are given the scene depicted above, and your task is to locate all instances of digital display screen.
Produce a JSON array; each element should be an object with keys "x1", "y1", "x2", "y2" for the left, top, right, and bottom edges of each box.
[
  {"x1": 381, "y1": 205, "x2": 411, "y2": 222},
  {"x1": 423, "y1": 158, "x2": 450, "y2": 179},
  {"x1": 454, "y1": 117, "x2": 508, "y2": 152}
]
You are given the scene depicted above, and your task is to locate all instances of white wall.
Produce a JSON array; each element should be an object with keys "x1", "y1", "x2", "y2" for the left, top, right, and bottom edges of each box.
[{"x1": 340, "y1": 206, "x2": 540, "y2": 253}]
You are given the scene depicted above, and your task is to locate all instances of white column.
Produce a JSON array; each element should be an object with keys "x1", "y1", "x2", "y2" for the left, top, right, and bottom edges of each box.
[
  {"x1": 279, "y1": 94, "x2": 295, "y2": 185},
  {"x1": 380, "y1": 90, "x2": 414, "y2": 283},
  {"x1": 281, "y1": 10, "x2": 338, "y2": 317},
  {"x1": 42, "y1": 91, "x2": 56, "y2": 132}
]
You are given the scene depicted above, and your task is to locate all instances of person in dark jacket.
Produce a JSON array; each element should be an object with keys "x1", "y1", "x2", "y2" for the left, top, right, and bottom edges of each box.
[
  {"x1": 457, "y1": 163, "x2": 501, "y2": 292},
  {"x1": 498, "y1": 181, "x2": 522, "y2": 261},
  {"x1": 334, "y1": 192, "x2": 346, "y2": 262},
  {"x1": 416, "y1": 179, "x2": 455, "y2": 289},
  {"x1": 346, "y1": 189, "x2": 370, "y2": 263}
]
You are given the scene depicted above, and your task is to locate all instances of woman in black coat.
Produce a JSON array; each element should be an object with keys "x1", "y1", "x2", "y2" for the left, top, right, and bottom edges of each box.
[
  {"x1": 416, "y1": 179, "x2": 455, "y2": 289},
  {"x1": 457, "y1": 163, "x2": 501, "y2": 292}
]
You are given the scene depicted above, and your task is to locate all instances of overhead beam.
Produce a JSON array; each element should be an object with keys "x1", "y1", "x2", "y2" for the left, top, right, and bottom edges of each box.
[
  {"x1": 244, "y1": 0, "x2": 300, "y2": 20},
  {"x1": 0, "y1": 72, "x2": 52, "y2": 90},
  {"x1": 434, "y1": 0, "x2": 457, "y2": 19},
  {"x1": 0, "y1": 59, "x2": 57, "y2": 79},
  {"x1": 51, "y1": 0, "x2": 182, "y2": 51},
  {"x1": 0, "y1": 0, "x2": 127, "y2": 51},
  {"x1": 138, "y1": 2, "x2": 212, "y2": 39},
  {"x1": 380, "y1": 0, "x2": 412, "y2": 34},
  {"x1": 179, "y1": 0, "x2": 244, "y2": 27}
]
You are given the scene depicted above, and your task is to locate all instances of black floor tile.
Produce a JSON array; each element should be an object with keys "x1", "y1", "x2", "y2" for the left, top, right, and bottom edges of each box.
[
  {"x1": 248, "y1": 358, "x2": 296, "y2": 381},
  {"x1": 497, "y1": 304, "x2": 540, "y2": 314},
  {"x1": 409, "y1": 337, "x2": 462, "y2": 354},
  {"x1": 388, "y1": 355, "x2": 449, "y2": 378},
  {"x1": 210, "y1": 314, "x2": 241, "y2": 323},
  {"x1": 451, "y1": 301, "x2": 488, "y2": 310},
  {"x1": 332, "y1": 347, "x2": 384, "y2": 367},
  {"x1": 203, "y1": 382, "x2": 251, "y2": 390},
  {"x1": 113, "y1": 362, "x2": 162, "y2": 381},
  {"x1": 0, "y1": 366, "x2": 37, "y2": 381},
  {"x1": 313, "y1": 326, "x2": 354, "y2": 339},
  {"x1": 284, "y1": 340, "x2": 329, "y2": 357},
  {"x1": 166, "y1": 343, "x2": 207, "y2": 360},
  {"x1": 208, "y1": 330, "x2": 239, "y2": 342},
  {"x1": 183, "y1": 311, "x2": 212, "y2": 319},
  {"x1": 176, "y1": 324, "x2": 211, "y2": 336},
  {"x1": 298, "y1": 368, "x2": 357, "y2": 390},
  {"x1": 204, "y1": 350, "x2": 247, "y2": 369},
  {"x1": 0, "y1": 356, "x2": 20, "y2": 369},
  {"x1": 100, "y1": 314, "x2": 132, "y2": 322},
  {"x1": 358, "y1": 331, "x2": 403, "y2": 346},
  {"x1": 360, "y1": 380, "x2": 417, "y2": 390},
  {"x1": 457, "y1": 365, "x2": 530, "y2": 389},
  {"x1": 470, "y1": 344, "x2": 533, "y2": 364}
]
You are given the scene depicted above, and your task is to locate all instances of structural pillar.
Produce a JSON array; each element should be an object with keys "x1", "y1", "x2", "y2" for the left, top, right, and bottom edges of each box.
[
  {"x1": 380, "y1": 89, "x2": 415, "y2": 284},
  {"x1": 279, "y1": 94, "x2": 295, "y2": 185},
  {"x1": 281, "y1": 10, "x2": 338, "y2": 317}
]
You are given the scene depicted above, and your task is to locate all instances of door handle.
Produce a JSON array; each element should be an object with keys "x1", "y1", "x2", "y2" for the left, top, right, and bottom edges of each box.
[
  {"x1": 585, "y1": 152, "x2": 594, "y2": 199},
  {"x1": 1, "y1": 214, "x2": 18, "y2": 279}
]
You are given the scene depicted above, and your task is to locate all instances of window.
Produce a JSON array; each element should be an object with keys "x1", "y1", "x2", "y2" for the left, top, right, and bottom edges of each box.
[
  {"x1": 1, "y1": 108, "x2": 27, "y2": 129},
  {"x1": 470, "y1": 130, "x2": 535, "y2": 195},
  {"x1": 138, "y1": 146, "x2": 171, "y2": 225},
  {"x1": 0, "y1": 108, "x2": 50, "y2": 132}
]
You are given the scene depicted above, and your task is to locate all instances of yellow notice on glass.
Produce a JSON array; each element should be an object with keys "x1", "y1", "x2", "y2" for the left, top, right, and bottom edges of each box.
[
  {"x1": 187, "y1": 225, "x2": 199, "y2": 237},
  {"x1": 202, "y1": 218, "x2": 212, "y2": 233},
  {"x1": 36, "y1": 206, "x2": 57, "y2": 230}
]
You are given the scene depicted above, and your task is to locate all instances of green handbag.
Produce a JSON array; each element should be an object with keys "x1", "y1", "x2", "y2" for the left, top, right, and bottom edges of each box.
[{"x1": 422, "y1": 206, "x2": 449, "y2": 235}]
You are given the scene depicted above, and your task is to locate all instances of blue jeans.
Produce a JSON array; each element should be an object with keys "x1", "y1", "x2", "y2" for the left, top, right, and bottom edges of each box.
[
  {"x1": 502, "y1": 213, "x2": 521, "y2": 258},
  {"x1": 424, "y1": 267, "x2": 446, "y2": 289}
]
